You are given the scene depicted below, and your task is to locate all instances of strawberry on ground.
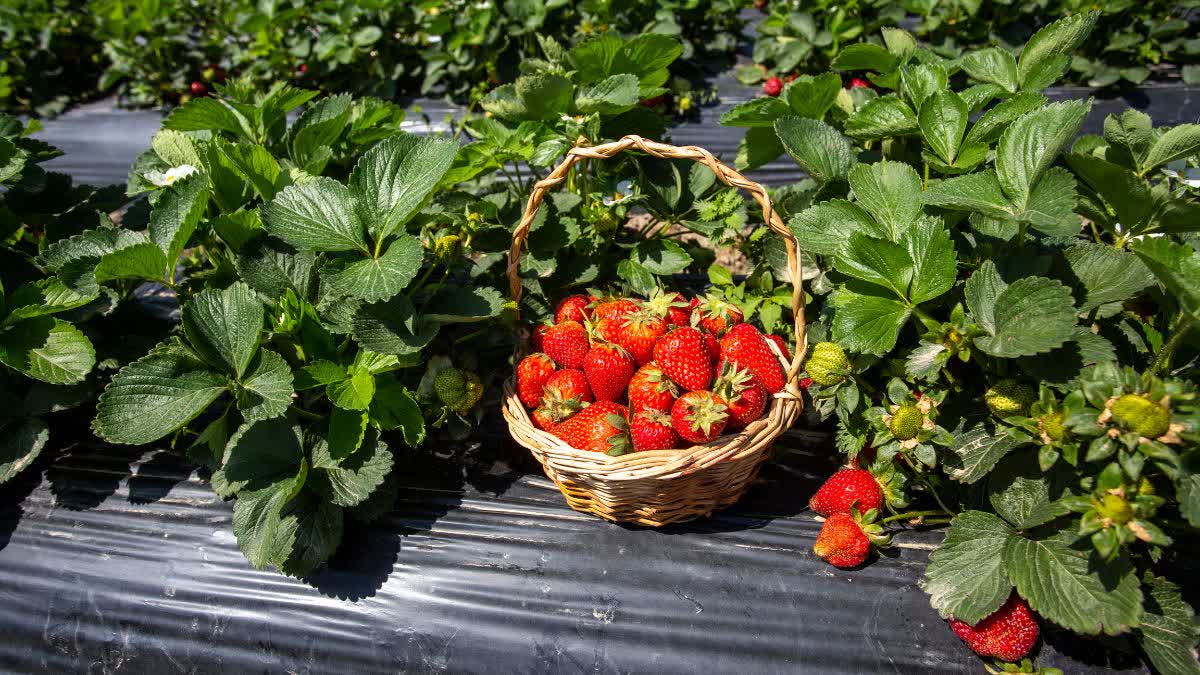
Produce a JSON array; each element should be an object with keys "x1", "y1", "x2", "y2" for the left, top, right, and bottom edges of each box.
[
  {"x1": 555, "y1": 294, "x2": 593, "y2": 324},
  {"x1": 542, "y1": 320, "x2": 589, "y2": 369},
  {"x1": 671, "y1": 391, "x2": 729, "y2": 444},
  {"x1": 553, "y1": 401, "x2": 629, "y2": 452},
  {"x1": 516, "y1": 353, "x2": 556, "y2": 409},
  {"x1": 765, "y1": 334, "x2": 791, "y2": 361},
  {"x1": 720, "y1": 323, "x2": 786, "y2": 394},
  {"x1": 644, "y1": 289, "x2": 692, "y2": 327},
  {"x1": 628, "y1": 362, "x2": 678, "y2": 414},
  {"x1": 762, "y1": 76, "x2": 783, "y2": 96},
  {"x1": 630, "y1": 410, "x2": 679, "y2": 451},
  {"x1": 948, "y1": 594, "x2": 1040, "y2": 662},
  {"x1": 713, "y1": 362, "x2": 768, "y2": 430},
  {"x1": 583, "y1": 341, "x2": 635, "y2": 402},
  {"x1": 809, "y1": 468, "x2": 884, "y2": 516},
  {"x1": 654, "y1": 327, "x2": 714, "y2": 391},
  {"x1": 692, "y1": 294, "x2": 743, "y2": 335},
  {"x1": 813, "y1": 512, "x2": 870, "y2": 568},
  {"x1": 612, "y1": 309, "x2": 668, "y2": 366}
]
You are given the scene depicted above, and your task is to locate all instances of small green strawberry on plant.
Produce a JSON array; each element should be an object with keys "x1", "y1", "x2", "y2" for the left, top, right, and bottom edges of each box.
[
  {"x1": 1059, "y1": 466, "x2": 1171, "y2": 562},
  {"x1": 813, "y1": 507, "x2": 890, "y2": 569},
  {"x1": 997, "y1": 384, "x2": 1084, "y2": 472},
  {"x1": 865, "y1": 379, "x2": 955, "y2": 469},
  {"x1": 803, "y1": 341, "x2": 867, "y2": 422}
]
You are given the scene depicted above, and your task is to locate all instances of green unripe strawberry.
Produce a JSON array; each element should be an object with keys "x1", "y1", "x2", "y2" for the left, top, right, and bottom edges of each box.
[
  {"x1": 1040, "y1": 411, "x2": 1066, "y2": 442},
  {"x1": 984, "y1": 379, "x2": 1036, "y2": 418},
  {"x1": 889, "y1": 404, "x2": 923, "y2": 441},
  {"x1": 435, "y1": 368, "x2": 483, "y2": 414},
  {"x1": 1111, "y1": 394, "x2": 1170, "y2": 438},
  {"x1": 1096, "y1": 493, "x2": 1133, "y2": 525},
  {"x1": 433, "y1": 234, "x2": 462, "y2": 261},
  {"x1": 806, "y1": 342, "x2": 850, "y2": 386}
]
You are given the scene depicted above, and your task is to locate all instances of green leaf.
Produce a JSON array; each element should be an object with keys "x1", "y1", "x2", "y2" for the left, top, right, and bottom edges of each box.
[
  {"x1": 273, "y1": 489, "x2": 343, "y2": 578},
  {"x1": 0, "y1": 417, "x2": 48, "y2": 483},
  {"x1": 616, "y1": 259, "x2": 657, "y2": 298},
  {"x1": 1064, "y1": 153, "x2": 1154, "y2": 231},
  {"x1": 216, "y1": 417, "x2": 304, "y2": 497},
  {"x1": 93, "y1": 242, "x2": 169, "y2": 284},
  {"x1": 219, "y1": 141, "x2": 284, "y2": 202},
  {"x1": 735, "y1": 126, "x2": 785, "y2": 171},
  {"x1": 774, "y1": 117, "x2": 853, "y2": 184},
  {"x1": 830, "y1": 43, "x2": 897, "y2": 72},
  {"x1": 232, "y1": 472, "x2": 305, "y2": 571},
  {"x1": 327, "y1": 406, "x2": 368, "y2": 460},
  {"x1": 785, "y1": 73, "x2": 842, "y2": 120},
  {"x1": 899, "y1": 63, "x2": 947, "y2": 111},
  {"x1": 182, "y1": 281, "x2": 264, "y2": 378},
  {"x1": 575, "y1": 74, "x2": 639, "y2": 115},
  {"x1": 965, "y1": 261, "x2": 1005, "y2": 335},
  {"x1": 568, "y1": 34, "x2": 623, "y2": 82},
  {"x1": 844, "y1": 96, "x2": 919, "y2": 141},
  {"x1": 975, "y1": 277, "x2": 1077, "y2": 358},
  {"x1": 263, "y1": 177, "x2": 368, "y2": 253},
  {"x1": 164, "y1": 97, "x2": 251, "y2": 138},
  {"x1": 1135, "y1": 575, "x2": 1200, "y2": 675},
  {"x1": 319, "y1": 234, "x2": 423, "y2": 302},
  {"x1": 295, "y1": 360, "x2": 347, "y2": 391},
  {"x1": 423, "y1": 286, "x2": 505, "y2": 324},
  {"x1": 1017, "y1": 12, "x2": 1099, "y2": 90},
  {"x1": 350, "y1": 133, "x2": 457, "y2": 242},
  {"x1": 290, "y1": 94, "x2": 352, "y2": 168},
  {"x1": 1020, "y1": 167, "x2": 1080, "y2": 237},
  {"x1": 1142, "y1": 123, "x2": 1200, "y2": 175},
  {"x1": 369, "y1": 377, "x2": 425, "y2": 446},
  {"x1": 960, "y1": 47, "x2": 1019, "y2": 92},
  {"x1": 632, "y1": 239, "x2": 692, "y2": 275},
  {"x1": 965, "y1": 93, "x2": 1047, "y2": 145},
  {"x1": 233, "y1": 349, "x2": 293, "y2": 423},
  {"x1": 93, "y1": 340, "x2": 228, "y2": 444},
  {"x1": 0, "y1": 318, "x2": 96, "y2": 385},
  {"x1": 1102, "y1": 109, "x2": 1153, "y2": 170},
  {"x1": 352, "y1": 295, "x2": 440, "y2": 356},
  {"x1": 946, "y1": 425, "x2": 1028, "y2": 484},
  {"x1": 1130, "y1": 238, "x2": 1200, "y2": 318},
  {"x1": 923, "y1": 171, "x2": 1013, "y2": 220},
  {"x1": 919, "y1": 91, "x2": 968, "y2": 165},
  {"x1": 922, "y1": 511, "x2": 1016, "y2": 624},
  {"x1": 615, "y1": 33, "x2": 682, "y2": 84},
  {"x1": 848, "y1": 161, "x2": 922, "y2": 240},
  {"x1": 327, "y1": 369, "x2": 375, "y2": 411},
  {"x1": 997, "y1": 100, "x2": 1090, "y2": 206},
  {"x1": 1003, "y1": 527, "x2": 1142, "y2": 635},
  {"x1": 988, "y1": 454, "x2": 1070, "y2": 529},
  {"x1": 835, "y1": 234, "x2": 913, "y2": 300},
  {"x1": 830, "y1": 286, "x2": 912, "y2": 355},
  {"x1": 516, "y1": 74, "x2": 575, "y2": 121},
  {"x1": 233, "y1": 236, "x2": 317, "y2": 301},
  {"x1": 720, "y1": 97, "x2": 792, "y2": 128},
  {"x1": 905, "y1": 217, "x2": 956, "y2": 305},
  {"x1": 789, "y1": 200, "x2": 880, "y2": 256},
  {"x1": 150, "y1": 129, "x2": 203, "y2": 167},
  {"x1": 311, "y1": 429, "x2": 392, "y2": 507},
  {"x1": 148, "y1": 173, "x2": 211, "y2": 281},
  {"x1": 1064, "y1": 242, "x2": 1155, "y2": 313},
  {"x1": 2, "y1": 278, "x2": 97, "y2": 326}
]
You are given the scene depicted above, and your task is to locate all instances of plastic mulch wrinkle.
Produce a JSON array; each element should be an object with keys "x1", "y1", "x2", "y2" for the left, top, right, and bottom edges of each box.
[{"x1": 501, "y1": 135, "x2": 808, "y2": 527}]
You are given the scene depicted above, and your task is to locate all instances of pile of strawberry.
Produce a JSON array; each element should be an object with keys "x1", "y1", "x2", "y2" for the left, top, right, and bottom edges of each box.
[
  {"x1": 808, "y1": 466, "x2": 1042, "y2": 664},
  {"x1": 515, "y1": 289, "x2": 792, "y2": 455}
]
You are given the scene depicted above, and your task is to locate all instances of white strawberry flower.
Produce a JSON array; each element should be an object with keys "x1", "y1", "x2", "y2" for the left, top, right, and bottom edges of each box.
[
  {"x1": 145, "y1": 164, "x2": 199, "y2": 187},
  {"x1": 602, "y1": 180, "x2": 633, "y2": 206}
]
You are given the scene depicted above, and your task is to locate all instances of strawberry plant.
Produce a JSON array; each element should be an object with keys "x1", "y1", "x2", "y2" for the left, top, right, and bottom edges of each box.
[{"x1": 735, "y1": 14, "x2": 1200, "y2": 671}]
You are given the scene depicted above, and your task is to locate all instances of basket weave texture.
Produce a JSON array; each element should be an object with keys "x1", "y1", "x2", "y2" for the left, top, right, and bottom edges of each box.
[{"x1": 501, "y1": 135, "x2": 809, "y2": 526}]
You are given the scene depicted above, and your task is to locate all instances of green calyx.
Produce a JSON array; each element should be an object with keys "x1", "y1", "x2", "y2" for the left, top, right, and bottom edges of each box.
[
  {"x1": 1040, "y1": 411, "x2": 1066, "y2": 442},
  {"x1": 434, "y1": 368, "x2": 483, "y2": 414},
  {"x1": 984, "y1": 379, "x2": 1036, "y2": 418},
  {"x1": 806, "y1": 342, "x2": 850, "y2": 386},
  {"x1": 1111, "y1": 394, "x2": 1171, "y2": 439},
  {"x1": 888, "y1": 404, "x2": 924, "y2": 441}
]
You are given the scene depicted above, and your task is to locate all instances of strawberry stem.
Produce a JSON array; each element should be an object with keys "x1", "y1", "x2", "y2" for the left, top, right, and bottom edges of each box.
[{"x1": 880, "y1": 509, "x2": 948, "y2": 524}]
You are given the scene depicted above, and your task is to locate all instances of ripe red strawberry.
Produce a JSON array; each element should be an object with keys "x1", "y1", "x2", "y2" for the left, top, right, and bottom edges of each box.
[
  {"x1": 813, "y1": 512, "x2": 869, "y2": 568},
  {"x1": 583, "y1": 342, "x2": 635, "y2": 402},
  {"x1": 692, "y1": 294, "x2": 743, "y2": 335},
  {"x1": 847, "y1": 76, "x2": 871, "y2": 89},
  {"x1": 765, "y1": 334, "x2": 791, "y2": 362},
  {"x1": 593, "y1": 298, "x2": 639, "y2": 320},
  {"x1": 553, "y1": 401, "x2": 628, "y2": 452},
  {"x1": 714, "y1": 362, "x2": 768, "y2": 430},
  {"x1": 516, "y1": 353, "x2": 556, "y2": 409},
  {"x1": 542, "y1": 320, "x2": 589, "y2": 369},
  {"x1": 809, "y1": 468, "x2": 883, "y2": 516},
  {"x1": 627, "y1": 363, "x2": 678, "y2": 414},
  {"x1": 762, "y1": 76, "x2": 783, "y2": 96},
  {"x1": 542, "y1": 369, "x2": 593, "y2": 410},
  {"x1": 555, "y1": 294, "x2": 592, "y2": 324},
  {"x1": 702, "y1": 330, "x2": 720, "y2": 363},
  {"x1": 630, "y1": 410, "x2": 679, "y2": 451},
  {"x1": 190, "y1": 81, "x2": 207, "y2": 96},
  {"x1": 531, "y1": 323, "x2": 550, "y2": 351},
  {"x1": 644, "y1": 289, "x2": 692, "y2": 326},
  {"x1": 720, "y1": 323, "x2": 785, "y2": 394},
  {"x1": 532, "y1": 406, "x2": 559, "y2": 431},
  {"x1": 612, "y1": 309, "x2": 668, "y2": 366},
  {"x1": 671, "y1": 391, "x2": 729, "y2": 444},
  {"x1": 654, "y1": 327, "x2": 714, "y2": 392},
  {"x1": 949, "y1": 594, "x2": 1040, "y2": 662}
]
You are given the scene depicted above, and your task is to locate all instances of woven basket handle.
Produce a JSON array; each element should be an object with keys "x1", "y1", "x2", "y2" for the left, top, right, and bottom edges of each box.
[{"x1": 505, "y1": 134, "x2": 808, "y2": 378}]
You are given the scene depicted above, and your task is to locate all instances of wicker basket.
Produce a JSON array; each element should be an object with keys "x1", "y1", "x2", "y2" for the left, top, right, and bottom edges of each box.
[{"x1": 501, "y1": 135, "x2": 809, "y2": 526}]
